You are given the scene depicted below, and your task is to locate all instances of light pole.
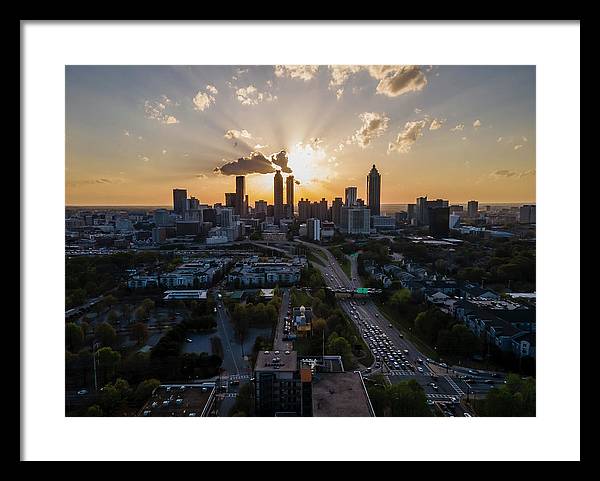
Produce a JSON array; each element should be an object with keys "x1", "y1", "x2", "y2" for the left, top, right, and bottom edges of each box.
[{"x1": 92, "y1": 341, "x2": 100, "y2": 392}]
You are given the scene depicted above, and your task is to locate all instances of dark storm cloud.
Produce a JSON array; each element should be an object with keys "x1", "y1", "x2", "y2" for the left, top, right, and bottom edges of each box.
[
  {"x1": 270, "y1": 150, "x2": 292, "y2": 174},
  {"x1": 214, "y1": 150, "x2": 292, "y2": 176}
]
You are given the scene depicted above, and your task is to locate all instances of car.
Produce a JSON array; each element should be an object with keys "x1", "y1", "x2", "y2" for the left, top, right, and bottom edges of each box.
[
  {"x1": 440, "y1": 362, "x2": 448, "y2": 368},
  {"x1": 399, "y1": 334, "x2": 404, "y2": 338},
  {"x1": 213, "y1": 307, "x2": 217, "y2": 313},
  {"x1": 485, "y1": 379, "x2": 495, "y2": 384},
  {"x1": 403, "y1": 349, "x2": 409, "y2": 354},
  {"x1": 491, "y1": 373, "x2": 501, "y2": 378},
  {"x1": 430, "y1": 383, "x2": 438, "y2": 390},
  {"x1": 77, "y1": 389, "x2": 88, "y2": 395},
  {"x1": 388, "y1": 324, "x2": 393, "y2": 328},
  {"x1": 463, "y1": 413, "x2": 472, "y2": 417},
  {"x1": 375, "y1": 314, "x2": 379, "y2": 317},
  {"x1": 416, "y1": 358, "x2": 423, "y2": 364},
  {"x1": 229, "y1": 380, "x2": 240, "y2": 386},
  {"x1": 365, "y1": 368, "x2": 372, "y2": 373},
  {"x1": 450, "y1": 397, "x2": 458, "y2": 403},
  {"x1": 417, "y1": 367, "x2": 424, "y2": 373},
  {"x1": 185, "y1": 338, "x2": 193, "y2": 343}
]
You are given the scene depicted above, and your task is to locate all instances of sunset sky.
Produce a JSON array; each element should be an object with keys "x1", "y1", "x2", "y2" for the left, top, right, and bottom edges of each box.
[{"x1": 65, "y1": 65, "x2": 535, "y2": 206}]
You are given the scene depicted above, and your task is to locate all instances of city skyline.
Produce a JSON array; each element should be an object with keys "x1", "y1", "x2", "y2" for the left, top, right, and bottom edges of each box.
[{"x1": 66, "y1": 65, "x2": 536, "y2": 206}]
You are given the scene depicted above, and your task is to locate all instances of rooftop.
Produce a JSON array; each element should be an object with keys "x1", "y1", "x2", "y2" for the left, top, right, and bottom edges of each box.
[
  {"x1": 163, "y1": 290, "x2": 208, "y2": 300},
  {"x1": 255, "y1": 350, "x2": 298, "y2": 372},
  {"x1": 312, "y1": 372, "x2": 374, "y2": 417}
]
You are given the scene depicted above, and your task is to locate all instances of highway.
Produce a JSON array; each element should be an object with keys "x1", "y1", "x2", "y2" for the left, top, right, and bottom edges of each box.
[{"x1": 295, "y1": 240, "x2": 504, "y2": 414}]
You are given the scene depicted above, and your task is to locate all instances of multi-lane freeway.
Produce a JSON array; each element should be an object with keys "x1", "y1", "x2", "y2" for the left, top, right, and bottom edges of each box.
[{"x1": 294, "y1": 240, "x2": 507, "y2": 415}]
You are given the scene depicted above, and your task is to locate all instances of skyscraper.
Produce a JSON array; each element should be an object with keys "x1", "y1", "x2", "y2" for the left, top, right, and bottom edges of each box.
[
  {"x1": 366, "y1": 164, "x2": 381, "y2": 216},
  {"x1": 298, "y1": 198, "x2": 311, "y2": 222},
  {"x1": 331, "y1": 197, "x2": 343, "y2": 225},
  {"x1": 286, "y1": 175, "x2": 295, "y2": 217},
  {"x1": 173, "y1": 189, "x2": 187, "y2": 215},
  {"x1": 273, "y1": 170, "x2": 284, "y2": 224},
  {"x1": 467, "y1": 200, "x2": 479, "y2": 218},
  {"x1": 235, "y1": 176, "x2": 246, "y2": 216},
  {"x1": 428, "y1": 206, "x2": 450, "y2": 237},
  {"x1": 345, "y1": 186, "x2": 358, "y2": 207}
]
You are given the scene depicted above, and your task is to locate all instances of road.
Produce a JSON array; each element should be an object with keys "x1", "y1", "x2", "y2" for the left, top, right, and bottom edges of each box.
[
  {"x1": 273, "y1": 288, "x2": 292, "y2": 351},
  {"x1": 295, "y1": 240, "x2": 505, "y2": 415}
]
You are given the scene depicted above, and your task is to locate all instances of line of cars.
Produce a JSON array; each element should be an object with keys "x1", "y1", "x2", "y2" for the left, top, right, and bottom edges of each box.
[{"x1": 359, "y1": 320, "x2": 417, "y2": 373}]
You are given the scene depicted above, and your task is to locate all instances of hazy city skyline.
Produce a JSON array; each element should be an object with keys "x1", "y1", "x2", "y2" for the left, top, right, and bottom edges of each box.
[{"x1": 66, "y1": 65, "x2": 536, "y2": 206}]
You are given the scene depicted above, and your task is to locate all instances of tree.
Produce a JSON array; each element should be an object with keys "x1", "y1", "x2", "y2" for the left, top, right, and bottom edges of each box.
[
  {"x1": 477, "y1": 374, "x2": 535, "y2": 417},
  {"x1": 95, "y1": 322, "x2": 117, "y2": 347},
  {"x1": 104, "y1": 295, "x2": 118, "y2": 310},
  {"x1": 106, "y1": 309, "x2": 119, "y2": 325},
  {"x1": 133, "y1": 379, "x2": 161, "y2": 405},
  {"x1": 327, "y1": 334, "x2": 354, "y2": 369},
  {"x1": 141, "y1": 298, "x2": 156, "y2": 314},
  {"x1": 389, "y1": 288, "x2": 411, "y2": 313},
  {"x1": 86, "y1": 404, "x2": 104, "y2": 417},
  {"x1": 131, "y1": 322, "x2": 149, "y2": 345},
  {"x1": 97, "y1": 347, "x2": 121, "y2": 383},
  {"x1": 99, "y1": 378, "x2": 130, "y2": 415},
  {"x1": 312, "y1": 318, "x2": 327, "y2": 335},
  {"x1": 66, "y1": 323, "x2": 84, "y2": 353}
]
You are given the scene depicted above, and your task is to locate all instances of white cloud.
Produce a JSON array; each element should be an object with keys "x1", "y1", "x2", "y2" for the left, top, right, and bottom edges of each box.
[
  {"x1": 414, "y1": 108, "x2": 423, "y2": 114},
  {"x1": 206, "y1": 84, "x2": 218, "y2": 95},
  {"x1": 254, "y1": 143, "x2": 268, "y2": 149},
  {"x1": 514, "y1": 144, "x2": 524, "y2": 150},
  {"x1": 138, "y1": 154, "x2": 150, "y2": 162},
  {"x1": 193, "y1": 90, "x2": 215, "y2": 111},
  {"x1": 328, "y1": 65, "x2": 363, "y2": 88},
  {"x1": 137, "y1": 136, "x2": 143, "y2": 140},
  {"x1": 274, "y1": 65, "x2": 319, "y2": 81},
  {"x1": 144, "y1": 98, "x2": 179, "y2": 124},
  {"x1": 388, "y1": 120, "x2": 428, "y2": 154},
  {"x1": 328, "y1": 65, "x2": 427, "y2": 98},
  {"x1": 522, "y1": 136, "x2": 528, "y2": 142},
  {"x1": 336, "y1": 88, "x2": 344, "y2": 100},
  {"x1": 162, "y1": 149, "x2": 167, "y2": 155},
  {"x1": 497, "y1": 137, "x2": 503, "y2": 142},
  {"x1": 450, "y1": 123, "x2": 465, "y2": 132},
  {"x1": 473, "y1": 119, "x2": 482, "y2": 128},
  {"x1": 429, "y1": 118, "x2": 445, "y2": 130},
  {"x1": 123, "y1": 130, "x2": 130, "y2": 136},
  {"x1": 224, "y1": 129, "x2": 253, "y2": 140},
  {"x1": 352, "y1": 112, "x2": 390, "y2": 148},
  {"x1": 235, "y1": 85, "x2": 277, "y2": 105},
  {"x1": 462, "y1": 137, "x2": 467, "y2": 141},
  {"x1": 367, "y1": 65, "x2": 428, "y2": 97}
]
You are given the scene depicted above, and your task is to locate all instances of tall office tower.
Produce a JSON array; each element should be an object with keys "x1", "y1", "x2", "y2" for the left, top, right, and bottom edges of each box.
[
  {"x1": 467, "y1": 200, "x2": 479, "y2": 218},
  {"x1": 202, "y1": 208, "x2": 217, "y2": 226},
  {"x1": 366, "y1": 164, "x2": 381, "y2": 216},
  {"x1": 449, "y1": 204, "x2": 464, "y2": 214},
  {"x1": 356, "y1": 198, "x2": 365, "y2": 207},
  {"x1": 235, "y1": 176, "x2": 246, "y2": 216},
  {"x1": 519, "y1": 204, "x2": 536, "y2": 224},
  {"x1": 273, "y1": 170, "x2": 284, "y2": 224},
  {"x1": 298, "y1": 198, "x2": 311, "y2": 222},
  {"x1": 286, "y1": 175, "x2": 295, "y2": 217},
  {"x1": 416, "y1": 196, "x2": 428, "y2": 225},
  {"x1": 428, "y1": 206, "x2": 450, "y2": 237},
  {"x1": 407, "y1": 204, "x2": 416, "y2": 223},
  {"x1": 345, "y1": 186, "x2": 358, "y2": 207},
  {"x1": 255, "y1": 200, "x2": 268, "y2": 215},
  {"x1": 225, "y1": 192, "x2": 236, "y2": 208},
  {"x1": 244, "y1": 195, "x2": 249, "y2": 216},
  {"x1": 318, "y1": 198, "x2": 328, "y2": 221},
  {"x1": 307, "y1": 218, "x2": 321, "y2": 241},
  {"x1": 331, "y1": 197, "x2": 343, "y2": 225},
  {"x1": 173, "y1": 189, "x2": 187, "y2": 215}
]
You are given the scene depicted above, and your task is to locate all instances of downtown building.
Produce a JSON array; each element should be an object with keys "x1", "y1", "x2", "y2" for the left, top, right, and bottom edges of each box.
[
  {"x1": 273, "y1": 170, "x2": 284, "y2": 224},
  {"x1": 366, "y1": 164, "x2": 381, "y2": 216}
]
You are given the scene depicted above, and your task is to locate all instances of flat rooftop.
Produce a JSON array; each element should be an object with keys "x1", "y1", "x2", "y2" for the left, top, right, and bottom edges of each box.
[
  {"x1": 255, "y1": 350, "x2": 298, "y2": 372},
  {"x1": 312, "y1": 372, "x2": 374, "y2": 417},
  {"x1": 138, "y1": 383, "x2": 215, "y2": 417},
  {"x1": 163, "y1": 290, "x2": 208, "y2": 300}
]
